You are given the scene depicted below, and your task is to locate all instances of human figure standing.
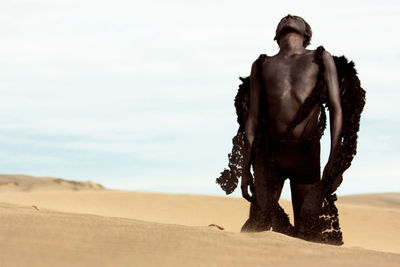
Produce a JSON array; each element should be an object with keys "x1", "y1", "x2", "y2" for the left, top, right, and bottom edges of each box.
[{"x1": 240, "y1": 14, "x2": 342, "y2": 232}]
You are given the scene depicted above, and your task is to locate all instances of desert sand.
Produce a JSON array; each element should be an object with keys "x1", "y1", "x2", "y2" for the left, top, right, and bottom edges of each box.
[{"x1": 0, "y1": 174, "x2": 399, "y2": 266}]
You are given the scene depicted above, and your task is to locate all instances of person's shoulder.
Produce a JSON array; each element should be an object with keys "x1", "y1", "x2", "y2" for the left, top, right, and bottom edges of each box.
[
  {"x1": 319, "y1": 48, "x2": 335, "y2": 65},
  {"x1": 308, "y1": 45, "x2": 334, "y2": 65},
  {"x1": 254, "y1": 53, "x2": 269, "y2": 62},
  {"x1": 312, "y1": 45, "x2": 333, "y2": 58},
  {"x1": 310, "y1": 45, "x2": 336, "y2": 70},
  {"x1": 251, "y1": 53, "x2": 269, "y2": 70}
]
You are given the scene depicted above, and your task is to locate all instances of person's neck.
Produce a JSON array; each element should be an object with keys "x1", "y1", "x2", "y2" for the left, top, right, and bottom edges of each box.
[{"x1": 278, "y1": 33, "x2": 306, "y2": 56}]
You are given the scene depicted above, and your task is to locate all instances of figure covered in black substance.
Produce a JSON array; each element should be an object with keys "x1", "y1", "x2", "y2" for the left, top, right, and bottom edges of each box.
[{"x1": 216, "y1": 14, "x2": 365, "y2": 245}]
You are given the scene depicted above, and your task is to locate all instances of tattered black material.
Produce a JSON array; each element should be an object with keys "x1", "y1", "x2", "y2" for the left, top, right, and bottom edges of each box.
[{"x1": 216, "y1": 46, "x2": 366, "y2": 245}]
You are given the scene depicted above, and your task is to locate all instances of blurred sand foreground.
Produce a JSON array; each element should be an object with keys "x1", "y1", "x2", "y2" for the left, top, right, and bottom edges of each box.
[{"x1": 0, "y1": 175, "x2": 399, "y2": 266}]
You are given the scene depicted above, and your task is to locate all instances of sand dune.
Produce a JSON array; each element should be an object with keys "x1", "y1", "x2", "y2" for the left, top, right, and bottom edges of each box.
[
  {"x1": 0, "y1": 174, "x2": 105, "y2": 192},
  {"x1": 339, "y1": 193, "x2": 400, "y2": 209},
  {"x1": 1, "y1": 202, "x2": 398, "y2": 267},
  {"x1": 0, "y1": 175, "x2": 399, "y2": 266}
]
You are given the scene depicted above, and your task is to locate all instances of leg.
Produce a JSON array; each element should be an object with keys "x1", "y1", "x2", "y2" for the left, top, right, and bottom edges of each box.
[
  {"x1": 254, "y1": 171, "x2": 285, "y2": 210},
  {"x1": 273, "y1": 179, "x2": 285, "y2": 201},
  {"x1": 288, "y1": 142, "x2": 321, "y2": 230},
  {"x1": 241, "y1": 137, "x2": 292, "y2": 233},
  {"x1": 241, "y1": 154, "x2": 286, "y2": 232},
  {"x1": 290, "y1": 182, "x2": 315, "y2": 229}
]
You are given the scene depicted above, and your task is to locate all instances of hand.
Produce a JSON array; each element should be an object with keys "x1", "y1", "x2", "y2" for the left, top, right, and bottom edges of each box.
[{"x1": 241, "y1": 168, "x2": 255, "y2": 203}]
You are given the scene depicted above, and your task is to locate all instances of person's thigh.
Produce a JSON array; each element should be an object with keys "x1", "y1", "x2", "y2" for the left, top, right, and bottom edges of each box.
[
  {"x1": 253, "y1": 155, "x2": 286, "y2": 209},
  {"x1": 290, "y1": 182, "x2": 315, "y2": 227}
]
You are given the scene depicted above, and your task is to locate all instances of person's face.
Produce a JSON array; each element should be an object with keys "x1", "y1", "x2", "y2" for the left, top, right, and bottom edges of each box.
[{"x1": 276, "y1": 14, "x2": 306, "y2": 39}]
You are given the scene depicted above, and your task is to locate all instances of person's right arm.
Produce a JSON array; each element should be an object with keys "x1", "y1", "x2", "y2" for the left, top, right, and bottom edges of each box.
[
  {"x1": 245, "y1": 61, "x2": 261, "y2": 148},
  {"x1": 241, "y1": 60, "x2": 262, "y2": 202}
]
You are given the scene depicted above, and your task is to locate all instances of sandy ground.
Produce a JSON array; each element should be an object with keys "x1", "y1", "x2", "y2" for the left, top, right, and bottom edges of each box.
[{"x1": 0, "y1": 175, "x2": 399, "y2": 266}]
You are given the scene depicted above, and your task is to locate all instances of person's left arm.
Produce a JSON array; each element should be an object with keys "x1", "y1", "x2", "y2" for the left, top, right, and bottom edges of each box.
[{"x1": 322, "y1": 50, "x2": 343, "y2": 178}]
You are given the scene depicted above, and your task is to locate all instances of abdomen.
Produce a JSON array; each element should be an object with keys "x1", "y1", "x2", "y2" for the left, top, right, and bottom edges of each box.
[{"x1": 265, "y1": 93, "x2": 320, "y2": 142}]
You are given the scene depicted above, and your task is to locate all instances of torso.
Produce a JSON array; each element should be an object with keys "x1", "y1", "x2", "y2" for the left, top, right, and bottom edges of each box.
[{"x1": 260, "y1": 49, "x2": 320, "y2": 141}]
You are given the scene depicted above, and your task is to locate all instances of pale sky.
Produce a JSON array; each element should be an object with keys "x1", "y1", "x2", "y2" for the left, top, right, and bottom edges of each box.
[{"x1": 0, "y1": 0, "x2": 399, "y2": 199}]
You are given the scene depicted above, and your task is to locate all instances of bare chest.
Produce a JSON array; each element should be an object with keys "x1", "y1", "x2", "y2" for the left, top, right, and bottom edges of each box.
[{"x1": 261, "y1": 53, "x2": 319, "y2": 101}]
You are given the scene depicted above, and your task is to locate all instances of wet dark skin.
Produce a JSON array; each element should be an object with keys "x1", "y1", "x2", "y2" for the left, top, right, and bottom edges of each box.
[{"x1": 241, "y1": 15, "x2": 343, "y2": 228}]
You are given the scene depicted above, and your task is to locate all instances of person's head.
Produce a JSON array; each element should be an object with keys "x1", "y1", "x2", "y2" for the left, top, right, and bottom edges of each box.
[{"x1": 274, "y1": 14, "x2": 312, "y2": 48}]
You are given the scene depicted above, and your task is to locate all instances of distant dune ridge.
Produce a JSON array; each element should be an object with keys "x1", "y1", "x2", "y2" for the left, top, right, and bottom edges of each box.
[
  {"x1": 0, "y1": 174, "x2": 399, "y2": 267},
  {"x1": 339, "y1": 193, "x2": 400, "y2": 209},
  {"x1": 0, "y1": 174, "x2": 105, "y2": 192}
]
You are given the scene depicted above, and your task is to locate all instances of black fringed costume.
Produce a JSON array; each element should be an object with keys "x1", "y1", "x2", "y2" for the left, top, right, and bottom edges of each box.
[{"x1": 216, "y1": 46, "x2": 365, "y2": 245}]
